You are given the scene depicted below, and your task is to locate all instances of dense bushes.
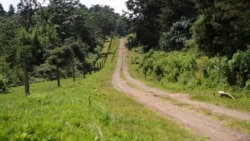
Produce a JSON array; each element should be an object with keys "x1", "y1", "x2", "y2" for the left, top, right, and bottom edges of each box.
[{"x1": 134, "y1": 49, "x2": 250, "y2": 90}]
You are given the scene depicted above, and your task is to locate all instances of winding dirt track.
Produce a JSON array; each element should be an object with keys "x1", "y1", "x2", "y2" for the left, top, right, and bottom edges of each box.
[{"x1": 112, "y1": 39, "x2": 250, "y2": 141}]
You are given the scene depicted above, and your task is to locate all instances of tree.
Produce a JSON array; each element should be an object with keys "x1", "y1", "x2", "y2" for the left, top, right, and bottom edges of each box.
[
  {"x1": 49, "y1": 0, "x2": 80, "y2": 42},
  {"x1": 126, "y1": 0, "x2": 164, "y2": 50},
  {"x1": 191, "y1": 0, "x2": 250, "y2": 57},
  {"x1": 16, "y1": 27, "x2": 33, "y2": 95},
  {"x1": 0, "y1": 3, "x2": 6, "y2": 16},
  {"x1": 87, "y1": 5, "x2": 117, "y2": 42},
  {"x1": 88, "y1": 12, "x2": 115, "y2": 41},
  {"x1": 8, "y1": 4, "x2": 15, "y2": 16},
  {"x1": 116, "y1": 17, "x2": 128, "y2": 37},
  {"x1": 160, "y1": 16, "x2": 196, "y2": 51},
  {"x1": 48, "y1": 47, "x2": 68, "y2": 87},
  {"x1": 17, "y1": 0, "x2": 40, "y2": 95},
  {"x1": 159, "y1": 0, "x2": 196, "y2": 32},
  {"x1": 159, "y1": 0, "x2": 197, "y2": 51}
]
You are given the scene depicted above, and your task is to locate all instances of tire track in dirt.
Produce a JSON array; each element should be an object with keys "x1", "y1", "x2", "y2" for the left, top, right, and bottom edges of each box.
[{"x1": 112, "y1": 39, "x2": 250, "y2": 141}]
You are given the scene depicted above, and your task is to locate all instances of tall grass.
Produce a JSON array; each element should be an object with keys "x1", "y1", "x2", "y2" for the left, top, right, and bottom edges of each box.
[{"x1": 0, "y1": 38, "x2": 204, "y2": 141}]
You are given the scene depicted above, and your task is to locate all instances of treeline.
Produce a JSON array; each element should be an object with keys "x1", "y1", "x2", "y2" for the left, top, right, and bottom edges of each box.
[
  {"x1": 0, "y1": 0, "x2": 128, "y2": 94},
  {"x1": 126, "y1": 0, "x2": 250, "y2": 90}
]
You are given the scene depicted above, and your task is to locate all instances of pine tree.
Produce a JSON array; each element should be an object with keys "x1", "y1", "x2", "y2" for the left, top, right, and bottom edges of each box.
[
  {"x1": 8, "y1": 4, "x2": 15, "y2": 16},
  {"x1": 0, "y1": 3, "x2": 6, "y2": 16}
]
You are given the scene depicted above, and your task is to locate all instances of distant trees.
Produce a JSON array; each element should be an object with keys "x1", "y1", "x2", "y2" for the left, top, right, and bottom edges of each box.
[
  {"x1": 8, "y1": 4, "x2": 15, "y2": 16},
  {"x1": 126, "y1": 0, "x2": 250, "y2": 57},
  {"x1": 0, "y1": 3, "x2": 6, "y2": 16},
  {"x1": 0, "y1": 0, "x2": 127, "y2": 94}
]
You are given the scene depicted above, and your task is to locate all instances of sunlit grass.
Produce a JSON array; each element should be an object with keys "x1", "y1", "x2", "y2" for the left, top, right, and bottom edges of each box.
[{"x1": 0, "y1": 38, "x2": 204, "y2": 141}]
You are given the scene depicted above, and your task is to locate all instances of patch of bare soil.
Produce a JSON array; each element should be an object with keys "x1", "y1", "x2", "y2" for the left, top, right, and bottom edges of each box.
[{"x1": 112, "y1": 39, "x2": 250, "y2": 141}]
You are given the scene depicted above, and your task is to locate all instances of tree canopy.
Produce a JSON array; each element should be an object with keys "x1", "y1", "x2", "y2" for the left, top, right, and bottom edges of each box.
[
  {"x1": 125, "y1": 0, "x2": 250, "y2": 57},
  {"x1": 0, "y1": 0, "x2": 128, "y2": 94}
]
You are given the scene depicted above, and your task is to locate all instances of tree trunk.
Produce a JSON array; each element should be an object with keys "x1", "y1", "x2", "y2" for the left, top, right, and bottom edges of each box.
[
  {"x1": 56, "y1": 64, "x2": 60, "y2": 87},
  {"x1": 82, "y1": 62, "x2": 86, "y2": 79},
  {"x1": 72, "y1": 60, "x2": 76, "y2": 82},
  {"x1": 23, "y1": 59, "x2": 30, "y2": 95},
  {"x1": 108, "y1": 34, "x2": 113, "y2": 51}
]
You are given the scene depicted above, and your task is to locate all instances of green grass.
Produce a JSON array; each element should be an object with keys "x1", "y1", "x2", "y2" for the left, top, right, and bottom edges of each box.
[
  {"x1": 128, "y1": 50, "x2": 250, "y2": 114},
  {"x1": 0, "y1": 38, "x2": 204, "y2": 141}
]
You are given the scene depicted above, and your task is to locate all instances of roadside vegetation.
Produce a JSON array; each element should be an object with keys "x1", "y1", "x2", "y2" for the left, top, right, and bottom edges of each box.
[
  {"x1": 125, "y1": 0, "x2": 250, "y2": 113},
  {"x1": 128, "y1": 49, "x2": 250, "y2": 113},
  {"x1": 0, "y1": 38, "x2": 204, "y2": 141}
]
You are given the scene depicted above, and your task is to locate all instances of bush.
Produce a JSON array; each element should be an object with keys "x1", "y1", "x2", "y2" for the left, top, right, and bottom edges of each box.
[
  {"x1": 135, "y1": 49, "x2": 250, "y2": 91},
  {"x1": 0, "y1": 74, "x2": 7, "y2": 93},
  {"x1": 229, "y1": 50, "x2": 250, "y2": 87},
  {"x1": 245, "y1": 80, "x2": 250, "y2": 90},
  {"x1": 140, "y1": 51, "x2": 197, "y2": 82}
]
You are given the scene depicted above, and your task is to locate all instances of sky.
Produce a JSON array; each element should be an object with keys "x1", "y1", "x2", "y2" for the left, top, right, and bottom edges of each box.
[{"x1": 0, "y1": 0, "x2": 128, "y2": 14}]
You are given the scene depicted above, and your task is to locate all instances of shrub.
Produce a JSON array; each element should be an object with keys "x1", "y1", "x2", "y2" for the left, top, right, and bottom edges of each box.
[
  {"x1": 135, "y1": 49, "x2": 250, "y2": 90},
  {"x1": 229, "y1": 50, "x2": 250, "y2": 87},
  {"x1": 245, "y1": 80, "x2": 250, "y2": 90},
  {"x1": 0, "y1": 74, "x2": 7, "y2": 93},
  {"x1": 140, "y1": 51, "x2": 197, "y2": 83}
]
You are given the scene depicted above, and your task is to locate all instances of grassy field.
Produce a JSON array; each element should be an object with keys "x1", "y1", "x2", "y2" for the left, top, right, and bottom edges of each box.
[{"x1": 0, "y1": 38, "x2": 204, "y2": 141}]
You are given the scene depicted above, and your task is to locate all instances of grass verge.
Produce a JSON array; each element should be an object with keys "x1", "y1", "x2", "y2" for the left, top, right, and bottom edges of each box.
[{"x1": 0, "y1": 38, "x2": 204, "y2": 141}]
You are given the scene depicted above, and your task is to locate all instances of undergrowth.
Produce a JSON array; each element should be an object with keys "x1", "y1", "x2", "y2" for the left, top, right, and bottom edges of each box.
[{"x1": 128, "y1": 49, "x2": 250, "y2": 113}]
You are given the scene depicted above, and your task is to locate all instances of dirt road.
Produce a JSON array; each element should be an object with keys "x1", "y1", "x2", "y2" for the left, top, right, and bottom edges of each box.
[{"x1": 112, "y1": 39, "x2": 250, "y2": 141}]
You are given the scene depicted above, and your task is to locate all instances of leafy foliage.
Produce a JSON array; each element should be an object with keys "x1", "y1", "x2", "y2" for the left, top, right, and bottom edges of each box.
[
  {"x1": 160, "y1": 16, "x2": 196, "y2": 52},
  {"x1": 135, "y1": 49, "x2": 250, "y2": 91},
  {"x1": 0, "y1": 1, "x2": 127, "y2": 94},
  {"x1": 125, "y1": 0, "x2": 163, "y2": 50},
  {"x1": 140, "y1": 51, "x2": 197, "y2": 82},
  {"x1": 191, "y1": 0, "x2": 250, "y2": 57}
]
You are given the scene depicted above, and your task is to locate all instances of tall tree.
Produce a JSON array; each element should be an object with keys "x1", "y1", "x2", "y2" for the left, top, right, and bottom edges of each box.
[
  {"x1": 17, "y1": 0, "x2": 40, "y2": 95},
  {"x1": 0, "y1": 3, "x2": 6, "y2": 16},
  {"x1": 49, "y1": 0, "x2": 80, "y2": 42},
  {"x1": 126, "y1": 0, "x2": 164, "y2": 50},
  {"x1": 8, "y1": 4, "x2": 15, "y2": 16}
]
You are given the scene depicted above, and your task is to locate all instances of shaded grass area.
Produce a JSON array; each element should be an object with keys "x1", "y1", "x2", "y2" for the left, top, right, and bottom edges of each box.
[
  {"x1": 127, "y1": 50, "x2": 250, "y2": 114},
  {"x1": 0, "y1": 38, "x2": 204, "y2": 141}
]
